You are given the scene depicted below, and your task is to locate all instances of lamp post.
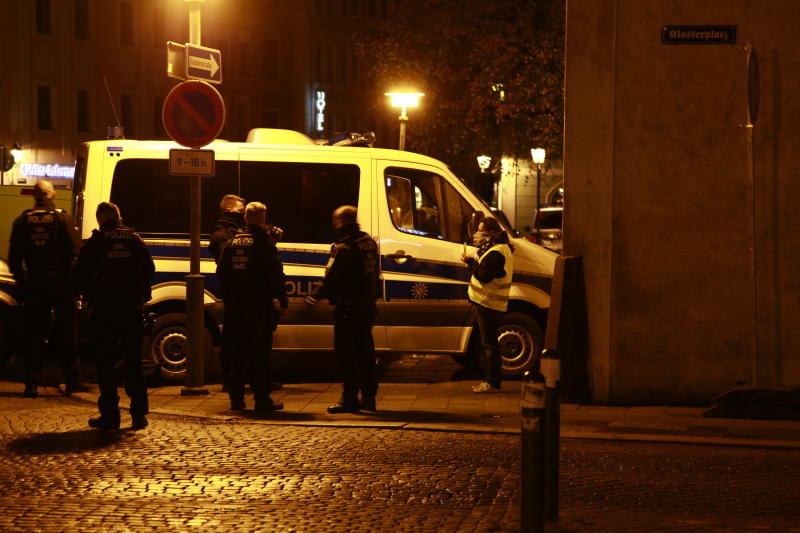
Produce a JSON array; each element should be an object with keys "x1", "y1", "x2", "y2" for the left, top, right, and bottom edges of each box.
[
  {"x1": 531, "y1": 148, "x2": 546, "y2": 218},
  {"x1": 0, "y1": 142, "x2": 21, "y2": 185},
  {"x1": 476, "y1": 155, "x2": 494, "y2": 205},
  {"x1": 385, "y1": 92, "x2": 424, "y2": 151}
]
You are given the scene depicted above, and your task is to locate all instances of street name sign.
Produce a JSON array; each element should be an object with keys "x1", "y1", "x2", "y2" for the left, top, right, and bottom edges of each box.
[
  {"x1": 662, "y1": 25, "x2": 737, "y2": 44},
  {"x1": 162, "y1": 80, "x2": 226, "y2": 149},
  {"x1": 169, "y1": 149, "x2": 215, "y2": 177},
  {"x1": 186, "y1": 44, "x2": 222, "y2": 84}
]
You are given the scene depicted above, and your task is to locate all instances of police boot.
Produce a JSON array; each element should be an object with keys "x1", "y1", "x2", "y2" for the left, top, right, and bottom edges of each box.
[
  {"x1": 22, "y1": 384, "x2": 38, "y2": 398},
  {"x1": 88, "y1": 416, "x2": 121, "y2": 430},
  {"x1": 131, "y1": 415, "x2": 148, "y2": 430},
  {"x1": 327, "y1": 397, "x2": 359, "y2": 414},
  {"x1": 360, "y1": 395, "x2": 377, "y2": 412}
]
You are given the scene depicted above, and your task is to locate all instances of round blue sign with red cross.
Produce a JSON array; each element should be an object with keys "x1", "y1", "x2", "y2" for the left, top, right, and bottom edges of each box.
[{"x1": 162, "y1": 80, "x2": 226, "y2": 148}]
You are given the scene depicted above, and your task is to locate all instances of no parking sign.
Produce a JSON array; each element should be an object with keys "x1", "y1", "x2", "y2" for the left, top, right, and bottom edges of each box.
[{"x1": 162, "y1": 80, "x2": 226, "y2": 148}]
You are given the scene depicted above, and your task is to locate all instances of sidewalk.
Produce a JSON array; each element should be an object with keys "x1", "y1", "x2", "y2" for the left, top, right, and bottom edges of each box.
[{"x1": 8, "y1": 379, "x2": 800, "y2": 449}]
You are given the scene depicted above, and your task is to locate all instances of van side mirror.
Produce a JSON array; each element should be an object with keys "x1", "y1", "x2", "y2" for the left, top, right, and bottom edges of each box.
[{"x1": 468, "y1": 211, "x2": 485, "y2": 237}]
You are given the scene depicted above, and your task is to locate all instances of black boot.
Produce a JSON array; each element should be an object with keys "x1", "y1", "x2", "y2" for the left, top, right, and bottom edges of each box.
[
  {"x1": 88, "y1": 416, "x2": 120, "y2": 430},
  {"x1": 327, "y1": 398, "x2": 359, "y2": 414}
]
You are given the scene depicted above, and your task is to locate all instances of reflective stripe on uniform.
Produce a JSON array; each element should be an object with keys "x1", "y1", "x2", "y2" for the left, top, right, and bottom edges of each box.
[{"x1": 467, "y1": 243, "x2": 513, "y2": 312}]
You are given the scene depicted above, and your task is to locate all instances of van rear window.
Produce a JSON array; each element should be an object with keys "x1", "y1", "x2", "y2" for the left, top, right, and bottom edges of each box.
[
  {"x1": 110, "y1": 159, "x2": 239, "y2": 238},
  {"x1": 240, "y1": 161, "x2": 359, "y2": 244},
  {"x1": 110, "y1": 158, "x2": 360, "y2": 244}
]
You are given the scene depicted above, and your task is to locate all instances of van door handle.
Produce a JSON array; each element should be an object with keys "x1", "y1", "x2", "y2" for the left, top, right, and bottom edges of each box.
[{"x1": 386, "y1": 251, "x2": 414, "y2": 264}]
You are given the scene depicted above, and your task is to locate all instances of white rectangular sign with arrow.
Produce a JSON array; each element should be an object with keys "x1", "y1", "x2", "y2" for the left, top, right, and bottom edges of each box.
[{"x1": 185, "y1": 43, "x2": 222, "y2": 84}]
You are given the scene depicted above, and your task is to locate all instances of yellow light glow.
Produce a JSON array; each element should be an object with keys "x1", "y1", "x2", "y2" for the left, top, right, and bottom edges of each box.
[
  {"x1": 10, "y1": 143, "x2": 22, "y2": 163},
  {"x1": 531, "y1": 148, "x2": 546, "y2": 165},
  {"x1": 476, "y1": 155, "x2": 491, "y2": 171},
  {"x1": 385, "y1": 92, "x2": 424, "y2": 108}
]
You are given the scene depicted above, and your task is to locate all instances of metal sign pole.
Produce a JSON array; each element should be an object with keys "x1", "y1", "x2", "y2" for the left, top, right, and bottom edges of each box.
[{"x1": 181, "y1": 0, "x2": 208, "y2": 396}]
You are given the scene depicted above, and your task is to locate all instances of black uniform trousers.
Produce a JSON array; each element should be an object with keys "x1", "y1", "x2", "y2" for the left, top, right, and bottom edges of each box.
[
  {"x1": 90, "y1": 301, "x2": 148, "y2": 420},
  {"x1": 474, "y1": 303, "x2": 502, "y2": 388},
  {"x1": 23, "y1": 278, "x2": 79, "y2": 388},
  {"x1": 225, "y1": 302, "x2": 273, "y2": 408},
  {"x1": 333, "y1": 300, "x2": 377, "y2": 403}
]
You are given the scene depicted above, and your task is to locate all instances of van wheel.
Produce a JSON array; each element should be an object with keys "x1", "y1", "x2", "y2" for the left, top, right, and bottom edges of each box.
[
  {"x1": 145, "y1": 312, "x2": 212, "y2": 381},
  {"x1": 497, "y1": 312, "x2": 543, "y2": 377}
]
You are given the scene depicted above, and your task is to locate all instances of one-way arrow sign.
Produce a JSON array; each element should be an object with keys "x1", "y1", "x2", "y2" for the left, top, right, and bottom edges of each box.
[{"x1": 185, "y1": 44, "x2": 222, "y2": 84}]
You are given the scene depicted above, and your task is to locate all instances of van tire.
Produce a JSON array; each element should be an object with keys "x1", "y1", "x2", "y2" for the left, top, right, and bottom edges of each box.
[
  {"x1": 497, "y1": 312, "x2": 543, "y2": 377},
  {"x1": 145, "y1": 312, "x2": 213, "y2": 381}
]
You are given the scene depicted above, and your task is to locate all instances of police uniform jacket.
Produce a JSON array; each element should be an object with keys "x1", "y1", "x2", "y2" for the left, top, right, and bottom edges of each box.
[
  {"x1": 216, "y1": 224, "x2": 288, "y2": 311},
  {"x1": 208, "y1": 211, "x2": 245, "y2": 264},
  {"x1": 8, "y1": 198, "x2": 81, "y2": 292},
  {"x1": 315, "y1": 223, "x2": 379, "y2": 307},
  {"x1": 464, "y1": 231, "x2": 514, "y2": 312},
  {"x1": 74, "y1": 220, "x2": 155, "y2": 306}
]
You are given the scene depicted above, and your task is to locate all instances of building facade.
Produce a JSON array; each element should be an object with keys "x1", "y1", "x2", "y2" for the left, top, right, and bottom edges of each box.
[
  {"x1": 0, "y1": 0, "x2": 396, "y2": 187},
  {"x1": 565, "y1": 0, "x2": 800, "y2": 402}
]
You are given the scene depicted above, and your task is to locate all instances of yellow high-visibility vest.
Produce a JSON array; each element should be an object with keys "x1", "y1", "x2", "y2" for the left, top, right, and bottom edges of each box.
[{"x1": 468, "y1": 243, "x2": 513, "y2": 312}]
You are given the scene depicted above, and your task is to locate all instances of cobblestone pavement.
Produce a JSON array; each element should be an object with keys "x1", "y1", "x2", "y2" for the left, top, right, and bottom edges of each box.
[{"x1": 1, "y1": 397, "x2": 800, "y2": 532}]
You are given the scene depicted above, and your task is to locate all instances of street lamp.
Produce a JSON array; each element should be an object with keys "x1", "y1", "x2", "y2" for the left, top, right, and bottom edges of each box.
[
  {"x1": 385, "y1": 91, "x2": 424, "y2": 151},
  {"x1": 531, "y1": 148, "x2": 546, "y2": 215},
  {"x1": 476, "y1": 155, "x2": 492, "y2": 172},
  {"x1": 0, "y1": 142, "x2": 21, "y2": 186}
]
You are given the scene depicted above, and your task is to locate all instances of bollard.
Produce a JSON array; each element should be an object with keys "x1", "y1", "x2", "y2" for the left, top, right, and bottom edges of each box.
[
  {"x1": 540, "y1": 348, "x2": 562, "y2": 522},
  {"x1": 520, "y1": 370, "x2": 546, "y2": 533}
]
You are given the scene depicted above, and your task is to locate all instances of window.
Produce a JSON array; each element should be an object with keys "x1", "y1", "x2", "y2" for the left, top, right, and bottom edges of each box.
[
  {"x1": 239, "y1": 43, "x2": 251, "y2": 78},
  {"x1": 74, "y1": 0, "x2": 89, "y2": 38},
  {"x1": 341, "y1": 48, "x2": 348, "y2": 85},
  {"x1": 153, "y1": 96, "x2": 165, "y2": 138},
  {"x1": 262, "y1": 110, "x2": 278, "y2": 128},
  {"x1": 314, "y1": 42, "x2": 322, "y2": 81},
  {"x1": 120, "y1": 2, "x2": 133, "y2": 45},
  {"x1": 235, "y1": 104, "x2": 249, "y2": 141},
  {"x1": 120, "y1": 94, "x2": 134, "y2": 137},
  {"x1": 153, "y1": 6, "x2": 165, "y2": 48},
  {"x1": 262, "y1": 40, "x2": 278, "y2": 80},
  {"x1": 240, "y1": 162, "x2": 360, "y2": 244},
  {"x1": 111, "y1": 159, "x2": 239, "y2": 237},
  {"x1": 76, "y1": 90, "x2": 91, "y2": 133},
  {"x1": 37, "y1": 86, "x2": 53, "y2": 130},
  {"x1": 385, "y1": 167, "x2": 474, "y2": 243},
  {"x1": 36, "y1": 0, "x2": 52, "y2": 34}
]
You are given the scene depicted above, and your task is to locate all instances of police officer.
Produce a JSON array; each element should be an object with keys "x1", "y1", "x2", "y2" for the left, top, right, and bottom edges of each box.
[
  {"x1": 209, "y1": 194, "x2": 247, "y2": 263},
  {"x1": 7, "y1": 179, "x2": 82, "y2": 398},
  {"x1": 75, "y1": 202, "x2": 155, "y2": 430},
  {"x1": 209, "y1": 194, "x2": 246, "y2": 391},
  {"x1": 217, "y1": 202, "x2": 287, "y2": 412},
  {"x1": 309, "y1": 205, "x2": 380, "y2": 413},
  {"x1": 461, "y1": 216, "x2": 514, "y2": 393}
]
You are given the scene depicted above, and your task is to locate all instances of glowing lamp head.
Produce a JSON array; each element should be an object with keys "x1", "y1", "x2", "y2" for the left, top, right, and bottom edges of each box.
[
  {"x1": 531, "y1": 148, "x2": 546, "y2": 165},
  {"x1": 476, "y1": 155, "x2": 492, "y2": 171},
  {"x1": 385, "y1": 92, "x2": 424, "y2": 108},
  {"x1": 10, "y1": 143, "x2": 22, "y2": 163}
]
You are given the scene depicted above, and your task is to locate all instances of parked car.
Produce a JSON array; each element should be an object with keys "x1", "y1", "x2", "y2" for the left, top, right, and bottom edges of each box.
[{"x1": 528, "y1": 206, "x2": 563, "y2": 253}]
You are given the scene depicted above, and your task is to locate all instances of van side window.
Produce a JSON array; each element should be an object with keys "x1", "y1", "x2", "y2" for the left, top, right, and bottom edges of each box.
[
  {"x1": 110, "y1": 159, "x2": 238, "y2": 237},
  {"x1": 385, "y1": 167, "x2": 474, "y2": 243},
  {"x1": 240, "y1": 161, "x2": 359, "y2": 244}
]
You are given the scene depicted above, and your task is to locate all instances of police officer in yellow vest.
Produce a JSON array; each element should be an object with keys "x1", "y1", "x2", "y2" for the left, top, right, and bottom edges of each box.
[{"x1": 461, "y1": 216, "x2": 514, "y2": 393}]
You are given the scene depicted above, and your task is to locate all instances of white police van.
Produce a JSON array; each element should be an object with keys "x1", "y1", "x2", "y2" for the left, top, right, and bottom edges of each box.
[{"x1": 60, "y1": 128, "x2": 556, "y2": 379}]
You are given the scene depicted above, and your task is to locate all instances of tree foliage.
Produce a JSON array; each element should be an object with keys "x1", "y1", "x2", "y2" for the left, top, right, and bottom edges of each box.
[{"x1": 361, "y1": 0, "x2": 564, "y2": 170}]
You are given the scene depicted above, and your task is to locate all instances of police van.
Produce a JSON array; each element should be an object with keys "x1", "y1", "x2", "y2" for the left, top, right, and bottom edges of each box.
[{"x1": 62, "y1": 128, "x2": 556, "y2": 379}]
